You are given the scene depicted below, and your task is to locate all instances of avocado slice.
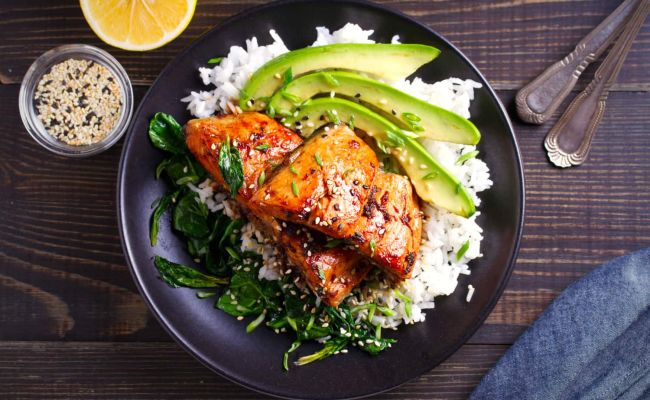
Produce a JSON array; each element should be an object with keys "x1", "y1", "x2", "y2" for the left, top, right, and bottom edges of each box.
[
  {"x1": 240, "y1": 44, "x2": 440, "y2": 111},
  {"x1": 282, "y1": 97, "x2": 476, "y2": 217},
  {"x1": 270, "y1": 71, "x2": 480, "y2": 145}
]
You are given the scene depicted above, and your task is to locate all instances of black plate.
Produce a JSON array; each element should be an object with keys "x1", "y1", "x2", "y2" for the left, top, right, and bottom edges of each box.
[{"x1": 117, "y1": 1, "x2": 524, "y2": 398}]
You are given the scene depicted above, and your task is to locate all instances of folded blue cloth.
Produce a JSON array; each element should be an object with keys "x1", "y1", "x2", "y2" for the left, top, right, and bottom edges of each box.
[{"x1": 470, "y1": 247, "x2": 650, "y2": 400}]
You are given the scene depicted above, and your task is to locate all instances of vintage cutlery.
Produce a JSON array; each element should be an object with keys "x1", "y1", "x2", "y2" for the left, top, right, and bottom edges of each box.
[
  {"x1": 544, "y1": 0, "x2": 650, "y2": 168},
  {"x1": 515, "y1": 0, "x2": 640, "y2": 125}
]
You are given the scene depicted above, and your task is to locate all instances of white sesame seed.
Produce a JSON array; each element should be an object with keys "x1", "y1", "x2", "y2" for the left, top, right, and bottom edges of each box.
[{"x1": 379, "y1": 98, "x2": 388, "y2": 105}]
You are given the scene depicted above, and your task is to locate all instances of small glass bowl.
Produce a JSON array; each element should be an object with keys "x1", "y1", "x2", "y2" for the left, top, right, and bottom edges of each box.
[{"x1": 19, "y1": 44, "x2": 134, "y2": 157}]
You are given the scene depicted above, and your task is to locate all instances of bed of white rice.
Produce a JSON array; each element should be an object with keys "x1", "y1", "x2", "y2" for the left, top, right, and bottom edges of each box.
[{"x1": 182, "y1": 24, "x2": 492, "y2": 329}]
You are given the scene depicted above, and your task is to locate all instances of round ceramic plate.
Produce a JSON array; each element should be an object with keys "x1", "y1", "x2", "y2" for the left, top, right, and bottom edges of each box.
[{"x1": 117, "y1": 1, "x2": 524, "y2": 398}]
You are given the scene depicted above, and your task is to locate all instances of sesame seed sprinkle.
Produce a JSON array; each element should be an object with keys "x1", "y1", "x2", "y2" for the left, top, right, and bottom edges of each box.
[{"x1": 34, "y1": 58, "x2": 122, "y2": 146}]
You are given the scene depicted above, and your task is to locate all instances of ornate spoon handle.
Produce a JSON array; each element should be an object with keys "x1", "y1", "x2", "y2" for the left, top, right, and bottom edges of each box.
[
  {"x1": 544, "y1": 0, "x2": 650, "y2": 168},
  {"x1": 515, "y1": 0, "x2": 640, "y2": 124}
]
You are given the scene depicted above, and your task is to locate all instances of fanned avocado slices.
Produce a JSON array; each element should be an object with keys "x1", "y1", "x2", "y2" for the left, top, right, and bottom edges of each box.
[
  {"x1": 269, "y1": 71, "x2": 480, "y2": 145},
  {"x1": 239, "y1": 43, "x2": 440, "y2": 111},
  {"x1": 281, "y1": 97, "x2": 476, "y2": 217}
]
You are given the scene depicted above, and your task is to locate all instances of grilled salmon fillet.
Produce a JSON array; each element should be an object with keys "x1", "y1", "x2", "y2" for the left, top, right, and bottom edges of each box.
[
  {"x1": 248, "y1": 125, "x2": 379, "y2": 238},
  {"x1": 185, "y1": 112, "x2": 302, "y2": 200},
  {"x1": 348, "y1": 172, "x2": 422, "y2": 280},
  {"x1": 185, "y1": 113, "x2": 367, "y2": 306}
]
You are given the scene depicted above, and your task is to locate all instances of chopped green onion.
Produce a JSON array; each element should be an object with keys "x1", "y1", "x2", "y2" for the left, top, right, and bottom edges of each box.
[
  {"x1": 322, "y1": 72, "x2": 340, "y2": 87},
  {"x1": 291, "y1": 180, "x2": 299, "y2": 196},
  {"x1": 348, "y1": 114, "x2": 356, "y2": 130},
  {"x1": 375, "y1": 324, "x2": 382, "y2": 339},
  {"x1": 246, "y1": 312, "x2": 266, "y2": 333},
  {"x1": 393, "y1": 289, "x2": 411, "y2": 303},
  {"x1": 266, "y1": 104, "x2": 276, "y2": 118},
  {"x1": 376, "y1": 306, "x2": 396, "y2": 316},
  {"x1": 280, "y1": 91, "x2": 302, "y2": 105},
  {"x1": 207, "y1": 57, "x2": 224, "y2": 64},
  {"x1": 367, "y1": 304, "x2": 376, "y2": 322},
  {"x1": 225, "y1": 246, "x2": 240, "y2": 260},
  {"x1": 369, "y1": 240, "x2": 376, "y2": 257},
  {"x1": 287, "y1": 316, "x2": 298, "y2": 332},
  {"x1": 258, "y1": 170, "x2": 266, "y2": 186},
  {"x1": 401, "y1": 112, "x2": 421, "y2": 122},
  {"x1": 394, "y1": 289, "x2": 413, "y2": 319},
  {"x1": 289, "y1": 165, "x2": 299, "y2": 175},
  {"x1": 282, "y1": 67, "x2": 293, "y2": 85},
  {"x1": 325, "y1": 238, "x2": 342, "y2": 248},
  {"x1": 314, "y1": 153, "x2": 323, "y2": 167},
  {"x1": 306, "y1": 314, "x2": 315, "y2": 331},
  {"x1": 283, "y1": 341, "x2": 302, "y2": 371},
  {"x1": 456, "y1": 240, "x2": 470, "y2": 261},
  {"x1": 456, "y1": 150, "x2": 479, "y2": 165},
  {"x1": 196, "y1": 291, "x2": 217, "y2": 299},
  {"x1": 255, "y1": 143, "x2": 270, "y2": 151},
  {"x1": 317, "y1": 265, "x2": 326, "y2": 281},
  {"x1": 175, "y1": 175, "x2": 198, "y2": 185},
  {"x1": 423, "y1": 171, "x2": 439, "y2": 180},
  {"x1": 326, "y1": 109, "x2": 340, "y2": 125}
]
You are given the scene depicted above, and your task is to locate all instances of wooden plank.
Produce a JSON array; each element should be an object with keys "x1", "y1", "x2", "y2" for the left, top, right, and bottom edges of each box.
[
  {"x1": 1, "y1": 84, "x2": 649, "y2": 343},
  {"x1": 0, "y1": 0, "x2": 648, "y2": 89},
  {"x1": 0, "y1": 341, "x2": 506, "y2": 399}
]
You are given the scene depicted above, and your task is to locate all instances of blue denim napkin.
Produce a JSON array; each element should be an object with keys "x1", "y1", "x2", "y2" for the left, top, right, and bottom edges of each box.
[{"x1": 470, "y1": 247, "x2": 650, "y2": 400}]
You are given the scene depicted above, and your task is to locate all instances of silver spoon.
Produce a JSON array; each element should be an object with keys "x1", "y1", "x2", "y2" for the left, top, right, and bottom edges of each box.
[
  {"x1": 515, "y1": 0, "x2": 641, "y2": 125},
  {"x1": 544, "y1": 0, "x2": 650, "y2": 168}
]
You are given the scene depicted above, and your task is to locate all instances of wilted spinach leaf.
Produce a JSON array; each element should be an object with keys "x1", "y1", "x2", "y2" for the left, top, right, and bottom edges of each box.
[
  {"x1": 156, "y1": 154, "x2": 206, "y2": 186},
  {"x1": 218, "y1": 136, "x2": 244, "y2": 196},
  {"x1": 148, "y1": 112, "x2": 186, "y2": 154},
  {"x1": 173, "y1": 191, "x2": 210, "y2": 238},
  {"x1": 154, "y1": 256, "x2": 228, "y2": 288},
  {"x1": 150, "y1": 189, "x2": 181, "y2": 246}
]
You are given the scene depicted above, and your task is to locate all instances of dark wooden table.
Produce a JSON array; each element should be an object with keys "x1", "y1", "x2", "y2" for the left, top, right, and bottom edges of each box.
[{"x1": 1, "y1": 1, "x2": 648, "y2": 398}]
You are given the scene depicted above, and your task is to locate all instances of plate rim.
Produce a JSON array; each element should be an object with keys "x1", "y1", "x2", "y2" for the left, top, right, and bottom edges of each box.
[{"x1": 117, "y1": 0, "x2": 526, "y2": 398}]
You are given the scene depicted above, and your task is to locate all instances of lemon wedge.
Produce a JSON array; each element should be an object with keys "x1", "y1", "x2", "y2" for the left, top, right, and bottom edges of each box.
[{"x1": 80, "y1": 0, "x2": 196, "y2": 51}]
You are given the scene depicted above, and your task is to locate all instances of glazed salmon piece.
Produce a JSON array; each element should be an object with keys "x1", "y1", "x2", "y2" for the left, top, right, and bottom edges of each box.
[
  {"x1": 185, "y1": 113, "x2": 370, "y2": 305},
  {"x1": 185, "y1": 112, "x2": 302, "y2": 200},
  {"x1": 348, "y1": 172, "x2": 422, "y2": 280},
  {"x1": 249, "y1": 125, "x2": 378, "y2": 238},
  {"x1": 246, "y1": 212, "x2": 368, "y2": 307},
  {"x1": 275, "y1": 222, "x2": 369, "y2": 307}
]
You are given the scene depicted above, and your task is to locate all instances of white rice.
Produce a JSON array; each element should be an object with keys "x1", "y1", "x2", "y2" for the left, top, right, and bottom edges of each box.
[{"x1": 182, "y1": 24, "x2": 492, "y2": 329}]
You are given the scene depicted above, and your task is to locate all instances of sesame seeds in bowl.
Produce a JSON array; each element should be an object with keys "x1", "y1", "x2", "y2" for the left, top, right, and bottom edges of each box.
[{"x1": 19, "y1": 44, "x2": 133, "y2": 157}]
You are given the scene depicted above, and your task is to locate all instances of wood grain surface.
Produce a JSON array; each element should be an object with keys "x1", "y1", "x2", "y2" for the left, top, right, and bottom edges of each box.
[{"x1": 0, "y1": 0, "x2": 649, "y2": 398}]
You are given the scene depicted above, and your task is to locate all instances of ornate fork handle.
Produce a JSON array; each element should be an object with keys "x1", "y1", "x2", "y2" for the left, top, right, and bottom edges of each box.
[
  {"x1": 544, "y1": 0, "x2": 650, "y2": 168},
  {"x1": 515, "y1": 0, "x2": 640, "y2": 124}
]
